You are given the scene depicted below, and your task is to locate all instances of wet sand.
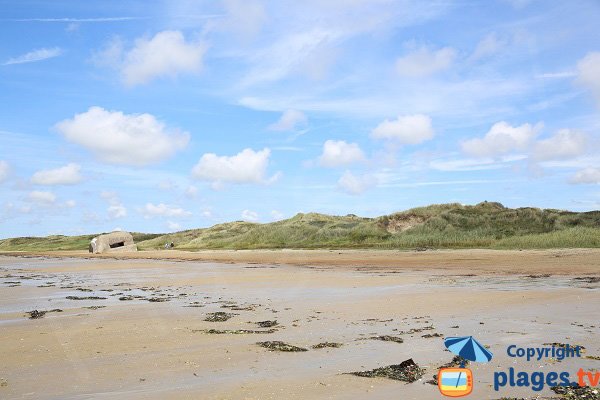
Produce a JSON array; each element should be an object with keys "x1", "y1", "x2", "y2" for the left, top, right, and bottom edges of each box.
[
  {"x1": 2, "y1": 247, "x2": 600, "y2": 274},
  {"x1": 0, "y1": 252, "x2": 598, "y2": 399}
]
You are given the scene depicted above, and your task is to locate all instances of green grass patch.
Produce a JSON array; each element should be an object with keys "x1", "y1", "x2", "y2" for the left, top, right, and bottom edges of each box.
[{"x1": 1, "y1": 202, "x2": 599, "y2": 251}]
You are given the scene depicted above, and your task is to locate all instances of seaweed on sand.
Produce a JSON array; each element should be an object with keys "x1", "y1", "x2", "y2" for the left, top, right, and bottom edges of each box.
[
  {"x1": 551, "y1": 384, "x2": 600, "y2": 399},
  {"x1": 257, "y1": 341, "x2": 308, "y2": 352},
  {"x1": 27, "y1": 309, "x2": 62, "y2": 319},
  {"x1": 350, "y1": 358, "x2": 424, "y2": 382},
  {"x1": 66, "y1": 296, "x2": 107, "y2": 300},
  {"x1": 312, "y1": 342, "x2": 343, "y2": 349},
  {"x1": 204, "y1": 312, "x2": 236, "y2": 322},
  {"x1": 256, "y1": 320, "x2": 278, "y2": 328},
  {"x1": 422, "y1": 333, "x2": 443, "y2": 338},
  {"x1": 369, "y1": 335, "x2": 404, "y2": 343},
  {"x1": 395, "y1": 325, "x2": 435, "y2": 335},
  {"x1": 194, "y1": 329, "x2": 276, "y2": 334}
]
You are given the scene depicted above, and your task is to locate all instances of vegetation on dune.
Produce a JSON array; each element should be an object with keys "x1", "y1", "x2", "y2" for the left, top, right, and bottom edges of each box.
[
  {"x1": 0, "y1": 232, "x2": 162, "y2": 251},
  {"x1": 1, "y1": 202, "x2": 599, "y2": 251}
]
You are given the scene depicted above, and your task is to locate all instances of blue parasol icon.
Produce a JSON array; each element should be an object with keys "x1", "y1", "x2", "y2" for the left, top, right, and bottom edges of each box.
[{"x1": 444, "y1": 336, "x2": 493, "y2": 363}]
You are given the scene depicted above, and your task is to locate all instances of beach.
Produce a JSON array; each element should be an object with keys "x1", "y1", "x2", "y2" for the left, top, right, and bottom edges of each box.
[{"x1": 0, "y1": 250, "x2": 598, "y2": 399}]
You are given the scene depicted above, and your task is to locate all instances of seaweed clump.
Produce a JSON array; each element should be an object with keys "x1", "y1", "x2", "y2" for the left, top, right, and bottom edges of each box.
[
  {"x1": 66, "y1": 296, "x2": 106, "y2": 300},
  {"x1": 350, "y1": 358, "x2": 424, "y2": 382},
  {"x1": 195, "y1": 329, "x2": 276, "y2": 334},
  {"x1": 26, "y1": 309, "x2": 62, "y2": 319},
  {"x1": 369, "y1": 335, "x2": 404, "y2": 343},
  {"x1": 312, "y1": 342, "x2": 343, "y2": 349},
  {"x1": 204, "y1": 312, "x2": 236, "y2": 322},
  {"x1": 551, "y1": 384, "x2": 600, "y2": 399},
  {"x1": 257, "y1": 341, "x2": 308, "y2": 352},
  {"x1": 256, "y1": 320, "x2": 278, "y2": 328}
]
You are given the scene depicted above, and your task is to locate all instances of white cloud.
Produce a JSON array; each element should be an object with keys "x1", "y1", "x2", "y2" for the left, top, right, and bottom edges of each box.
[
  {"x1": 56, "y1": 106, "x2": 189, "y2": 166},
  {"x1": 268, "y1": 109, "x2": 307, "y2": 131},
  {"x1": 319, "y1": 140, "x2": 366, "y2": 167},
  {"x1": 240, "y1": 28, "x2": 342, "y2": 87},
  {"x1": 430, "y1": 155, "x2": 526, "y2": 171},
  {"x1": 101, "y1": 191, "x2": 127, "y2": 219},
  {"x1": 108, "y1": 204, "x2": 127, "y2": 219},
  {"x1": 569, "y1": 168, "x2": 600, "y2": 184},
  {"x1": 28, "y1": 190, "x2": 56, "y2": 204},
  {"x1": 65, "y1": 200, "x2": 77, "y2": 208},
  {"x1": 577, "y1": 51, "x2": 600, "y2": 107},
  {"x1": 462, "y1": 121, "x2": 542, "y2": 157},
  {"x1": 337, "y1": 171, "x2": 376, "y2": 195},
  {"x1": 271, "y1": 210, "x2": 285, "y2": 221},
  {"x1": 241, "y1": 209, "x2": 259, "y2": 222},
  {"x1": 94, "y1": 30, "x2": 207, "y2": 86},
  {"x1": 11, "y1": 17, "x2": 145, "y2": 22},
  {"x1": 141, "y1": 203, "x2": 192, "y2": 218},
  {"x1": 0, "y1": 161, "x2": 9, "y2": 183},
  {"x1": 31, "y1": 163, "x2": 82, "y2": 185},
  {"x1": 3, "y1": 47, "x2": 62, "y2": 65},
  {"x1": 395, "y1": 46, "x2": 456, "y2": 77},
  {"x1": 192, "y1": 148, "x2": 278, "y2": 185},
  {"x1": 532, "y1": 129, "x2": 588, "y2": 161},
  {"x1": 370, "y1": 114, "x2": 434, "y2": 144}
]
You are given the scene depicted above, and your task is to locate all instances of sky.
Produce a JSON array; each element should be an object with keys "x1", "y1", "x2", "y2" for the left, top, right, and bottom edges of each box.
[{"x1": 0, "y1": 0, "x2": 599, "y2": 238}]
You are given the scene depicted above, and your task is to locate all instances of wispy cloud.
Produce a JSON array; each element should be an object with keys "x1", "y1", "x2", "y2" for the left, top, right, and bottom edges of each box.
[
  {"x1": 3, "y1": 47, "x2": 62, "y2": 65},
  {"x1": 4, "y1": 17, "x2": 146, "y2": 22}
]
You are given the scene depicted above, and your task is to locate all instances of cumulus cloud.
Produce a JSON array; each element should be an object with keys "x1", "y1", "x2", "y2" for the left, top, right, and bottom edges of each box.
[
  {"x1": 56, "y1": 106, "x2": 189, "y2": 166},
  {"x1": 569, "y1": 168, "x2": 600, "y2": 184},
  {"x1": 337, "y1": 171, "x2": 377, "y2": 195},
  {"x1": 268, "y1": 109, "x2": 307, "y2": 131},
  {"x1": 31, "y1": 163, "x2": 82, "y2": 185},
  {"x1": 577, "y1": 51, "x2": 600, "y2": 107},
  {"x1": 462, "y1": 121, "x2": 542, "y2": 157},
  {"x1": 395, "y1": 46, "x2": 456, "y2": 77},
  {"x1": 319, "y1": 140, "x2": 366, "y2": 167},
  {"x1": 370, "y1": 114, "x2": 434, "y2": 144},
  {"x1": 101, "y1": 191, "x2": 127, "y2": 219},
  {"x1": 3, "y1": 47, "x2": 62, "y2": 65},
  {"x1": 532, "y1": 129, "x2": 588, "y2": 161},
  {"x1": 241, "y1": 209, "x2": 259, "y2": 222},
  {"x1": 95, "y1": 30, "x2": 207, "y2": 86},
  {"x1": 0, "y1": 160, "x2": 9, "y2": 183},
  {"x1": 141, "y1": 203, "x2": 192, "y2": 218},
  {"x1": 192, "y1": 148, "x2": 278, "y2": 185},
  {"x1": 28, "y1": 190, "x2": 56, "y2": 204}
]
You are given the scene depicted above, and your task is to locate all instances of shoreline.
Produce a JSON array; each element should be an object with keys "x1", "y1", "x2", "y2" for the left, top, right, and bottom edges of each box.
[{"x1": 1, "y1": 248, "x2": 599, "y2": 275}]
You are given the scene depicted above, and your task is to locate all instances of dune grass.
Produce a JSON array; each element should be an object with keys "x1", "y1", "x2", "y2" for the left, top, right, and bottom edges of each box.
[{"x1": 1, "y1": 202, "x2": 598, "y2": 251}]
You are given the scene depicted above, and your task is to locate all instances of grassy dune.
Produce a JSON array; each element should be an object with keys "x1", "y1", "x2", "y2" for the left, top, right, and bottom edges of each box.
[{"x1": 1, "y1": 202, "x2": 598, "y2": 251}]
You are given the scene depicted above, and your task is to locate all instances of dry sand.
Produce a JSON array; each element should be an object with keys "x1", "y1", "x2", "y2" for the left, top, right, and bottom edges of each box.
[{"x1": 0, "y1": 250, "x2": 598, "y2": 399}]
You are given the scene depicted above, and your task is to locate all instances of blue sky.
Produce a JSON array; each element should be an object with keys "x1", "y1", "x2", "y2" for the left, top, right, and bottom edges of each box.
[{"x1": 1, "y1": 0, "x2": 599, "y2": 238}]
